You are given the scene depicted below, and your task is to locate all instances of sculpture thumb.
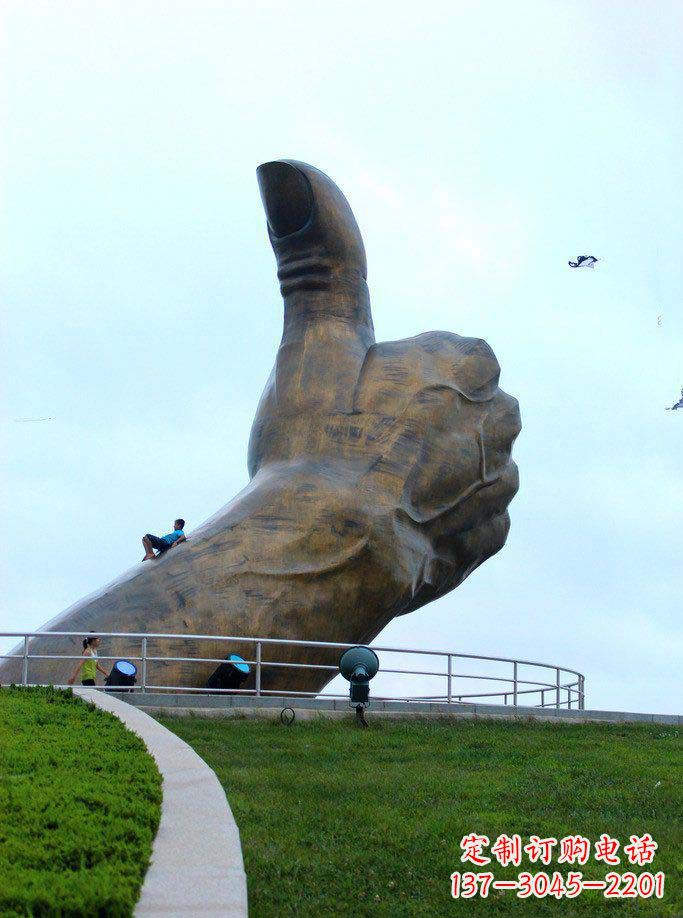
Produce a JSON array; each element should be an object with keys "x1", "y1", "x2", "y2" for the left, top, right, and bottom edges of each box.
[{"x1": 256, "y1": 160, "x2": 375, "y2": 413}]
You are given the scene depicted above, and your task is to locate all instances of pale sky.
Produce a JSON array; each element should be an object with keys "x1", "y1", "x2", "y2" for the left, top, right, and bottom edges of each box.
[{"x1": 1, "y1": 1, "x2": 681, "y2": 713}]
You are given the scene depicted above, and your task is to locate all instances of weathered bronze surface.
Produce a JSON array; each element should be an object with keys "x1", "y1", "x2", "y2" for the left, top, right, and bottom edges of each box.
[{"x1": 1, "y1": 161, "x2": 521, "y2": 692}]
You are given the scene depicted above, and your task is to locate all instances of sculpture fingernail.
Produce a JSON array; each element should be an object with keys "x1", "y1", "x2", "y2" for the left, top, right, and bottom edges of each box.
[{"x1": 257, "y1": 161, "x2": 314, "y2": 237}]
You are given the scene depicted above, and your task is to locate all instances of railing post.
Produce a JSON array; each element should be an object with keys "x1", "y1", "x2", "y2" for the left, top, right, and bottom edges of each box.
[
  {"x1": 513, "y1": 661, "x2": 518, "y2": 707},
  {"x1": 22, "y1": 635, "x2": 29, "y2": 686},
  {"x1": 555, "y1": 668, "x2": 561, "y2": 711},
  {"x1": 579, "y1": 675, "x2": 585, "y2": 710},
  {"x1": 141, "y1": 637, "x2": 147, "y2": 693},
  {"x1": 447, "y1": 654, "x2": 452, "y2": 704},
  {"x1": 255, "y1": 642, "x2": 261, "y2": 696}
]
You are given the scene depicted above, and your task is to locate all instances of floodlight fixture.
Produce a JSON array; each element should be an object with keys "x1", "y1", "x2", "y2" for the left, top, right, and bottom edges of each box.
[
  {"x1": 338, "y1": 646, "x2": 379, "y2": 722},
  {"x1": 206, "y1": 653, "x2": 251, "y2": 691},
  {"x1": 105, "y1": 659, "x2": 137, "y2": 691}
]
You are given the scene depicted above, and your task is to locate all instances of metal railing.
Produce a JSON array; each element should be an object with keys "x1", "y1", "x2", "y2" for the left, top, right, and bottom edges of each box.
[{"x1": 0, "y1": 631, "x2": 585, "y2": 710}]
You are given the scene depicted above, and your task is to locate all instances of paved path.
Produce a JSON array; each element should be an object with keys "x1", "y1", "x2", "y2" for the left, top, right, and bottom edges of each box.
[{"x1": 76, "y1": 688, "x2": 248, "y2": 916}]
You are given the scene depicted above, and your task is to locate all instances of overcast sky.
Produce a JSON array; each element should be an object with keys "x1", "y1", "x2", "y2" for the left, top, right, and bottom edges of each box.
[{"x1": 1, "y1": 1, "x2": 681, "y2": 713}]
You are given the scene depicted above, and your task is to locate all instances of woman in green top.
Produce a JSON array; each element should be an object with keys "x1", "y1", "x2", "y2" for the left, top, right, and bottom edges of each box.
[{"x1": 68, "y1": 635, "x2": 108, "y2": 686}]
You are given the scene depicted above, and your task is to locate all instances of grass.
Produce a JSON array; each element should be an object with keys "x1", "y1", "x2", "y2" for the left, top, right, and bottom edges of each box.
[
  {"x1": 0, "y1": 686, "x2": 162, "y2": 917},
  {"x1": 157, "y1": 713, "x2": 682, "y2": 917}
]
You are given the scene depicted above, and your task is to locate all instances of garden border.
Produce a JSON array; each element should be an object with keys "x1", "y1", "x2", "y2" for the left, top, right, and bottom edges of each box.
[{"x1": 75, "y1": 688, "x2": 248, "y2": 917}]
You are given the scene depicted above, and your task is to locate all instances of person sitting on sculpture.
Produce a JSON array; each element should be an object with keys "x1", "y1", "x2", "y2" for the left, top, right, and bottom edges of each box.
[{"x1": 142, "y1": 519, "x2": 187, "y2": 561}]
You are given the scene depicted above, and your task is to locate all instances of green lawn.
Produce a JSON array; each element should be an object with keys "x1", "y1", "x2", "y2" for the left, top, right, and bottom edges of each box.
[
  {"x1": 157, "y1": 714, "x2": 681, "y2": 917},
  {"x1": 0, "y1": 687, "x2": 162, "y2": 917}
]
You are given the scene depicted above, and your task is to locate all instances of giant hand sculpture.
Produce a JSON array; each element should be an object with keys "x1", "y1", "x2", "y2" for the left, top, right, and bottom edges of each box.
[{"x1": 1, "y1": 161, "x2": 520, "y2": 692}]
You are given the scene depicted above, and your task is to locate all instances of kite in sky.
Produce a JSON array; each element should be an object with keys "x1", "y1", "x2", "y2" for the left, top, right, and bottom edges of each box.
[
  {"x1": 665, "y1": 389, "x2": 683, "y2": 411},
  {"x1": 568, "y1": 255, "x2": 599, "y2": 268}
]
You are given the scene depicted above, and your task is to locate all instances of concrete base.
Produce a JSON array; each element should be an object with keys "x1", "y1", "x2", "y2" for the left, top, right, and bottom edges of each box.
[{"x1": 106, "y1": 691, "x2": 681, "y2": 726}]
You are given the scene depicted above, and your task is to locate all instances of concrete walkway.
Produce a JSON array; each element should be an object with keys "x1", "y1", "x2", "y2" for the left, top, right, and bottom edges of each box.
[{"x1": 75, "y1": 688, "x2": 248, "y2": 917}]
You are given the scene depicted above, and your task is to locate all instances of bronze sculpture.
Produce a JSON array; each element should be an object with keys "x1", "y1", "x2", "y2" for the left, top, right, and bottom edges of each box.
[{"x1": 0, "y1": 161, "x2": 521, "y2": 692}]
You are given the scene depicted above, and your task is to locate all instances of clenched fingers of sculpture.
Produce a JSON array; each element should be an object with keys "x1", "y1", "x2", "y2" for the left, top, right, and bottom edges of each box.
[{"x1": 3, "y1": 161, "x2": 521, "y2": 693}]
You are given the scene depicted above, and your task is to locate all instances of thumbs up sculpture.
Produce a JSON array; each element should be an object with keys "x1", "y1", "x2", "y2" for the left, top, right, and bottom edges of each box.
[{"x1": 2, "y1": 161, "x2": 521, "y2": 692}]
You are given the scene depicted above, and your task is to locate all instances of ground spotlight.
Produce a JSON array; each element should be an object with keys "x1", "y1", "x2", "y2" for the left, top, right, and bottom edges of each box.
[
  {"x1": 339, "y1": 646, "x2": 379, "y2": 725},
  {"x1": 105, "y1": 659, "x2": 137, "y2": 692},
  {"x1": 206, "y1": 653, "x2": 250, "y2": 691}
]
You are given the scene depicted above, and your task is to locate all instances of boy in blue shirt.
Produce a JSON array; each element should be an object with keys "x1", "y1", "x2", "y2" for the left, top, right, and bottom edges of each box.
[{"x1": 142, "y1": 519, "x2": 187, "y2": 561}]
